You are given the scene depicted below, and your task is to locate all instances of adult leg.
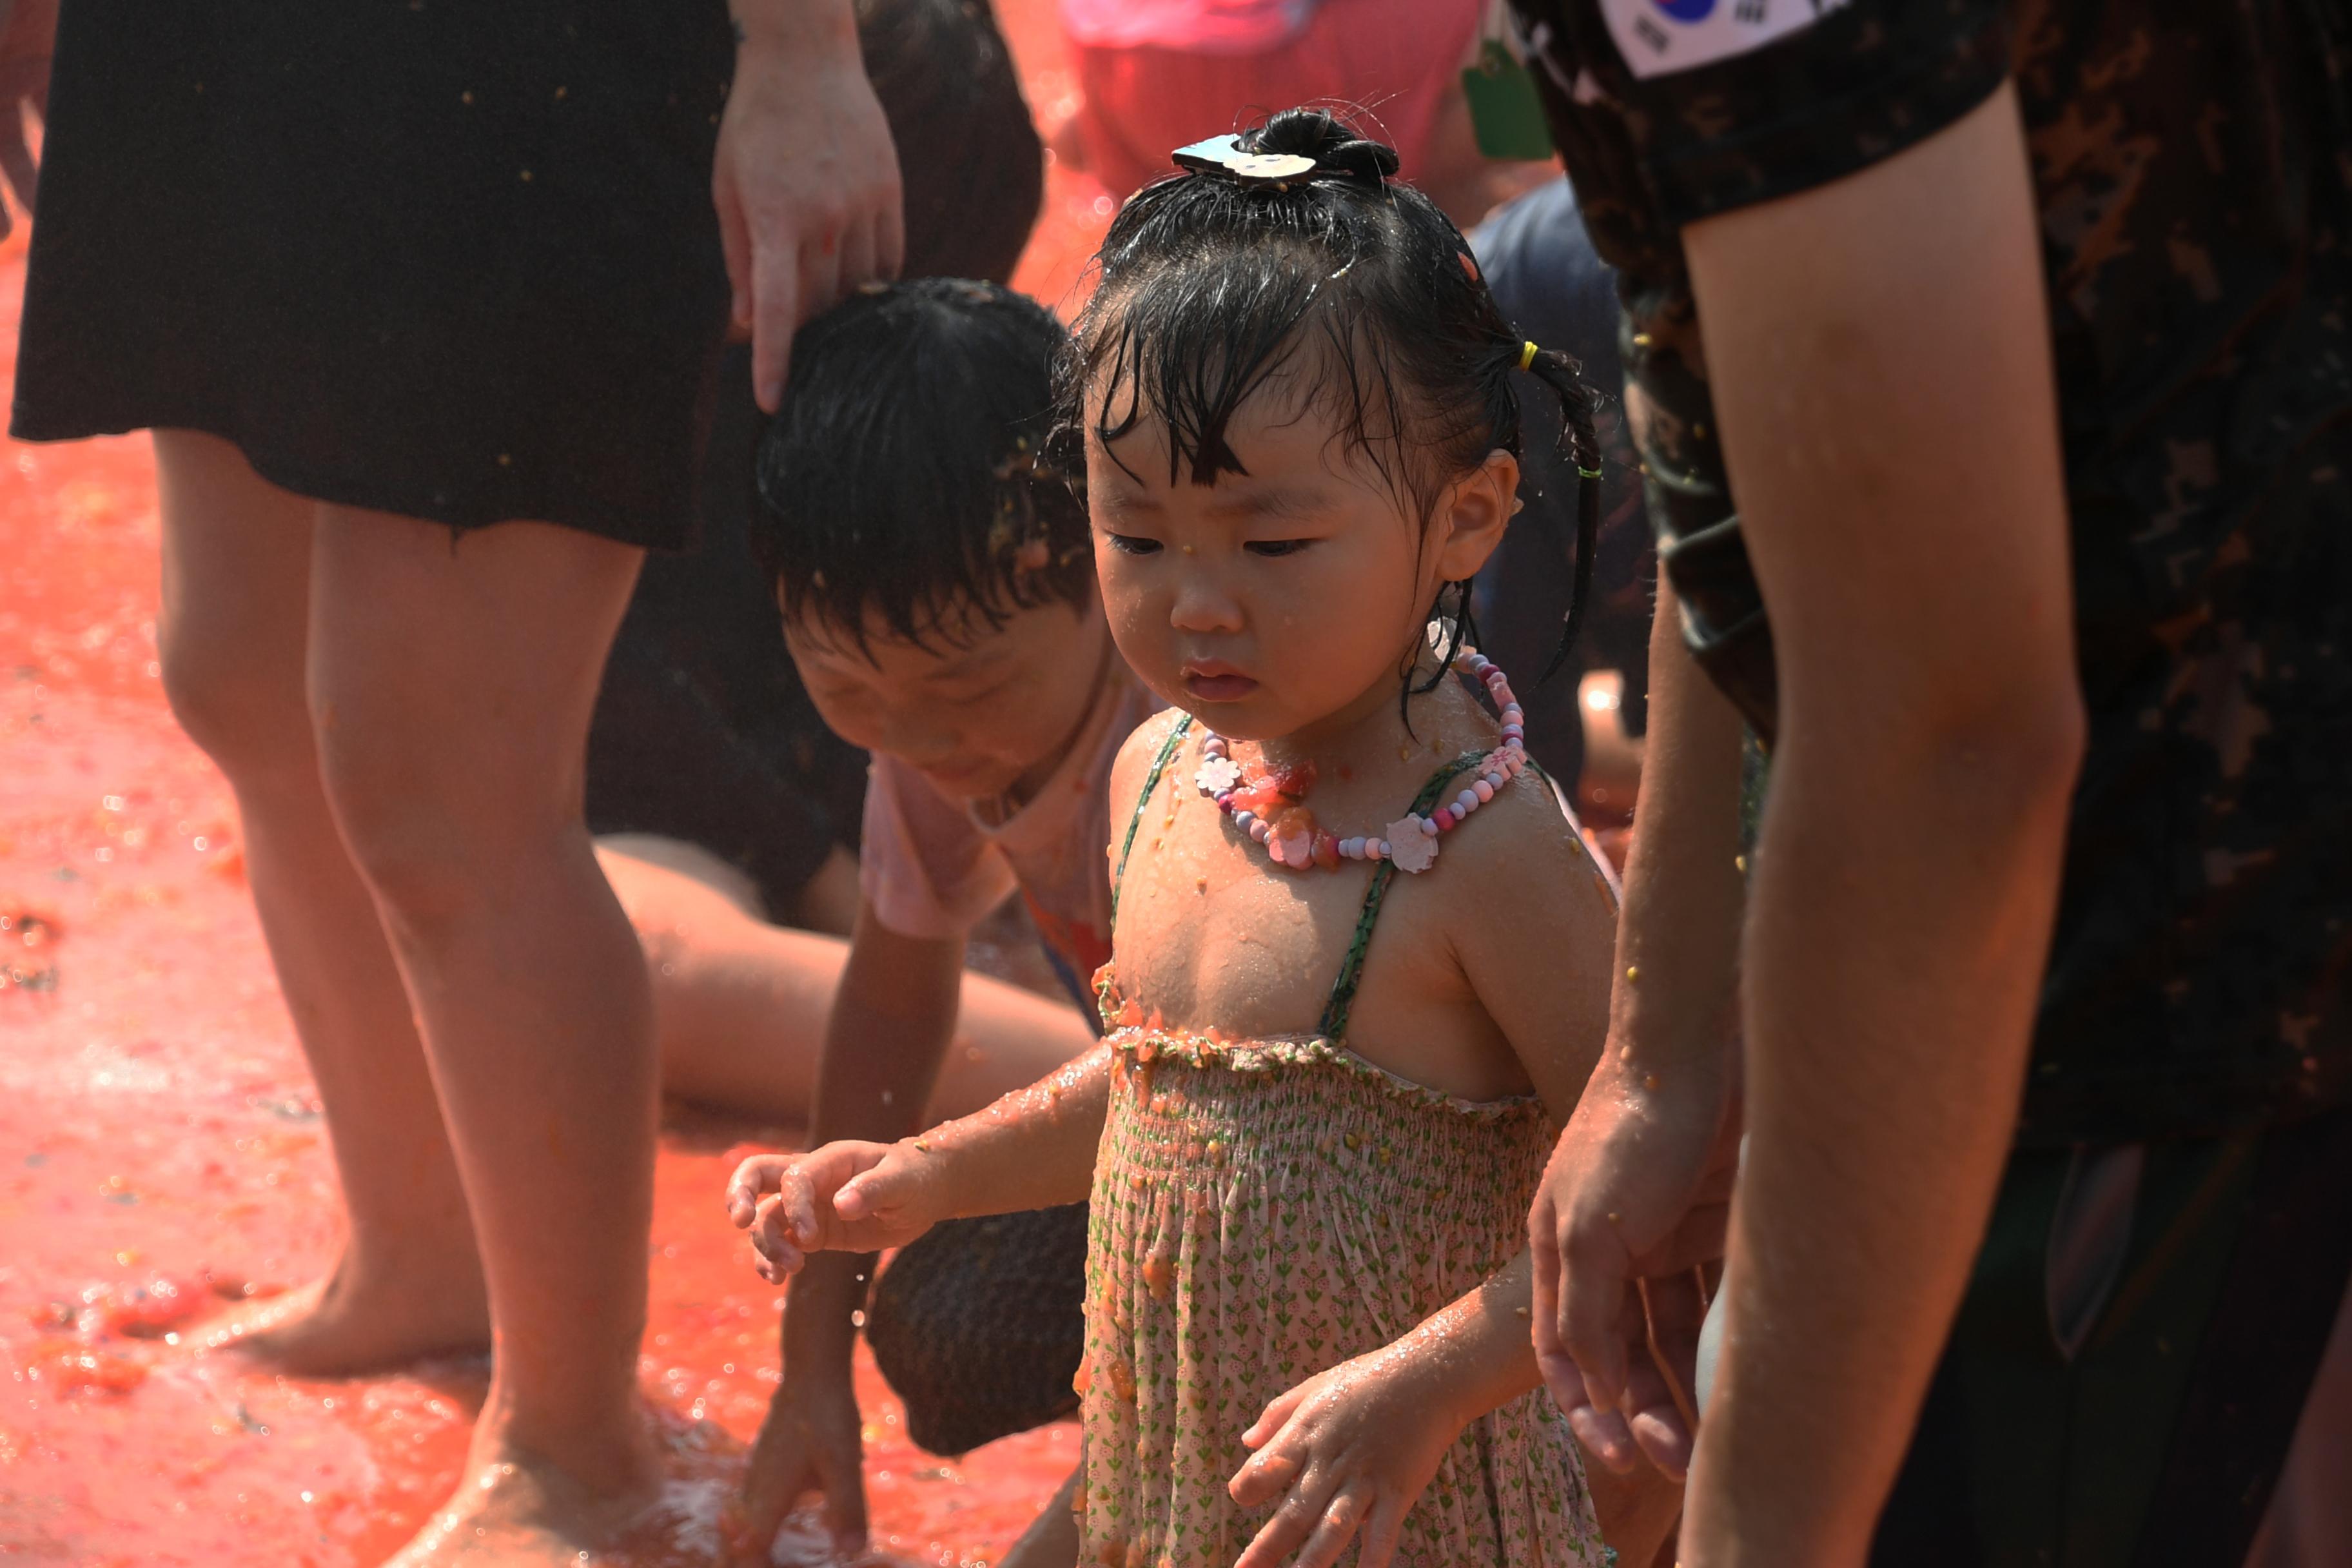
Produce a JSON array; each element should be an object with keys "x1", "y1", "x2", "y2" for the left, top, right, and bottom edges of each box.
[
  {"x1": 152, "y1": 429, "x2": 487, "y2": 1371},
  {"x1": 308, "y1": 507, "x2": 656, "y2": 1560},
  {"x1": 599, "y1": 839, "x2": 1098, "y2": 1125}
]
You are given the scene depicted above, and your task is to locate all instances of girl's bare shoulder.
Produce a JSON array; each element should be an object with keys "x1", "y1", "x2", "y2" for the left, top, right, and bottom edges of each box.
[
  {"x1": 1106, "y1": 706, "x2": 1191, "y2": 828},
  {"x1": 1433, "y1": 764, "x2": 1618, "y2": 936}
]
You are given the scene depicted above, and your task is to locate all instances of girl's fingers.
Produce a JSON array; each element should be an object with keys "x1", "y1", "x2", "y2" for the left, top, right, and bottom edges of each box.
[
  {"x1": 1287, "y1": 1485, "x2": 1370, "y2": 1568},
  {"x1": 1357, "y1": 1494, "x2": 1408, "y2": 1568},
  {"x1": 1233, "y1": 1471, "x2": 1335, "y2": 1568},
  {"x1": 1242, "y1": 1384, "x2": 1309, "y2": 1449},
  {"x1": 724, "y1": 1155, "x2": 787, "y2": 1227},
  {"x1": 1226, "y1": 1436, "x2": 1304, "y2": 1508}
]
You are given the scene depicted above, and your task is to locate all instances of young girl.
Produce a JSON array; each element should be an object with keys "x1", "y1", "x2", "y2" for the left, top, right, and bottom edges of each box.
[{"x1": 729, "y1": 108, "x2": 1625, "y2": 1568}]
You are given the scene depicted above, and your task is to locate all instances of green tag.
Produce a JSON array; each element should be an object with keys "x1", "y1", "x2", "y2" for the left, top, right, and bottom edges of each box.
[{"x1": 1461, "y1": 38, "x2": 1556, "y2": 162}]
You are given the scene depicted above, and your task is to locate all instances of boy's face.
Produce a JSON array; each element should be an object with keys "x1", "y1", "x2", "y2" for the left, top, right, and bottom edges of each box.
[{"x1": 785, "y1": 594, "x2": 1111, "y2": 807}]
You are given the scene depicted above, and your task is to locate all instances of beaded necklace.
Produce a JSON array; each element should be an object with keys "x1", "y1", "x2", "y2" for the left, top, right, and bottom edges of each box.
[{"x1": 1192, "y1": 645, "x2": 1528, "y2": 875}]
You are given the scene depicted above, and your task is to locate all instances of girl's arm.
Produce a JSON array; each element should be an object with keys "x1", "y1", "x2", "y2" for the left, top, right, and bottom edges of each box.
[{"x1": 727, "y1": 1046, "x2": 1110, "y2": 1280}]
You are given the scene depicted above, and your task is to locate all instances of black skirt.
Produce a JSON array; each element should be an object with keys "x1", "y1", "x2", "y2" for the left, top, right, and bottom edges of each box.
[{"x1": 12, "y1": 1, "x2": 737, "y2": 547}]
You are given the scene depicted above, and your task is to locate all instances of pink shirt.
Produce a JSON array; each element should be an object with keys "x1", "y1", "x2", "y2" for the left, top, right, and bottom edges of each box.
[
  {"x1": 860, "y1": 662, "x2": 1164, "y2": 1012},
  {"x1": 1059, "y1": 0, "x2": 1318, "y2": 54}
]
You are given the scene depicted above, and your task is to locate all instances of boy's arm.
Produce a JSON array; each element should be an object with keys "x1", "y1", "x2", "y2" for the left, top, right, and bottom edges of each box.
[
  {"x1": 741, "y1": 901, "x2": 965, "y2": 1560},
  {"x1": 1677, "y1": 82, "x2": 2082, "y2": 1566}
]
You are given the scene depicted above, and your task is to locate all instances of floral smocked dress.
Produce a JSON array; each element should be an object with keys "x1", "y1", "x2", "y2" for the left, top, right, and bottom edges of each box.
[{"x1": 1075, "y1": 716, "x2": 1609, "y2": 1568}]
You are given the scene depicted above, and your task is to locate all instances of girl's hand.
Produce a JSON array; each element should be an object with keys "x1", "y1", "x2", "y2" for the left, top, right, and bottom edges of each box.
[
  {"x1": 1226, "y1": 1351, "x2": 1463, "y2": 1568},
  {"x1": 714, "y1": 5, "x2": 905, "y2": 411},
  {"x1": 724, "y1": 1140, "x2": 941, "y2": 1281}
]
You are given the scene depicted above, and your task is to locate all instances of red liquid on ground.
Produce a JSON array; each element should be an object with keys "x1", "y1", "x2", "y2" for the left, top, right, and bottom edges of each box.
[{"x1": 0, "y1": 8, "x2": 1112, "y2": 1562}]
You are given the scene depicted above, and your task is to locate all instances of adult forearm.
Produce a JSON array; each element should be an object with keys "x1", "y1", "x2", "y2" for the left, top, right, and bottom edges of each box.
[
  {"x1": 1674, "y1": 83, "x2": 2084, "y2": 1563},
  {"x1": 728, "y1": 0, "x2": 858, "y2": 52},
  {"x1": 1687, "y1": 705, "x2": 2075, "y2": 1562},
  {"x1": 1606, "y1": 593, "x2": 1747, "y2": 1100}
]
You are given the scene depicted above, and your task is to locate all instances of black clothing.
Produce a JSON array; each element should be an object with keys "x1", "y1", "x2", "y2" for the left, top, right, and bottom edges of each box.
[
  {"x1": 1511, "y1": 0, "x2": 2352, "y2": 1148},
  {"x1": 14, "y1": 1, "x2": 736, "y2": 546}
]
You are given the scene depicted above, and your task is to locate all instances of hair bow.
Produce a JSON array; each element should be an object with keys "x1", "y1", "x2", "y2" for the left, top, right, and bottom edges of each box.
[{"x1": 1170, "y1": 135, "x2": 1324, "y2": 188}]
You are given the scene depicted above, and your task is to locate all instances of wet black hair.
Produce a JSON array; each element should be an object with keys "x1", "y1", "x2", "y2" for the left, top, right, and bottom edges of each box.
[
  {"x1": 752, "y1": 278, "x2": 1091, "y2": 653},
  {"x1": 1060, "y1": 106, "x2": 1602, "y2": 687},
  {"x1": 859, "y1": 0, "x2": 1043, "y2": 286}
]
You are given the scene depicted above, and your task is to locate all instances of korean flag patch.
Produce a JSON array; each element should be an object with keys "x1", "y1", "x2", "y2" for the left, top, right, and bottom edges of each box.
[{"x1": 1600, "y1": 0, "x2": 1848, "y2": 79}]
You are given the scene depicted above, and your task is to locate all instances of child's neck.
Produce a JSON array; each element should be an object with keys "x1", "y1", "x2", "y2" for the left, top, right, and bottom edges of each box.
[
  {"x1": 1253, "y1": 649, "x2": 1456, "y2": 776},
  {"x1": 995, "y1": 610, "x2": 1117, "y2": 817}
]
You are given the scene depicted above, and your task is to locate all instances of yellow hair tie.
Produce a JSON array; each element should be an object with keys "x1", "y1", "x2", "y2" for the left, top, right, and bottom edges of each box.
[{"x1": 1518, "y1": 340, "x2": 1540, "y2": 372}]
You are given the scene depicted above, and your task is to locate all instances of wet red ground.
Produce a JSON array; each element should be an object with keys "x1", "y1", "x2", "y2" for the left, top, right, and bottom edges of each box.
[{"x1": 0, "y1": 10, "x2": 1111, "y2": 1565}]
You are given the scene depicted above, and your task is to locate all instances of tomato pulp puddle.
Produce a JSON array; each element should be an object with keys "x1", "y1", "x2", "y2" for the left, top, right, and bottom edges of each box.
[{"x1": 0, "y1": 8, "x2": 1112, "y2": 1562}]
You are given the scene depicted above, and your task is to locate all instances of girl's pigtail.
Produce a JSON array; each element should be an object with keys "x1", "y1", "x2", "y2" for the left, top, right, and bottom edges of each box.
[{"x1": 1525, "y1": 347, "x2": 1603, "y2": 680}]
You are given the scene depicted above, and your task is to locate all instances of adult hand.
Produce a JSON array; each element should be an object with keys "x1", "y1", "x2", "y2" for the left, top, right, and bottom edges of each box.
[
  {"x1": 1529, "y1": 1048, "x2": 1738, "y2": 1479},
  {"x1": 1226, "y1": 1346, "x2": 1465, "y2": 1568},
  {"x1": 0, "y1": 0, "x2": 55, "y2": 239},
  {"x1": 714, "y1": 0, "x2": 904, "y2": 411},
  {"x1": 725, "y1": 1139, "x2": 943, "y2": 1280},
  {"x1": 729, "y1": 1362, "x2": 868, "y2": 1565}
]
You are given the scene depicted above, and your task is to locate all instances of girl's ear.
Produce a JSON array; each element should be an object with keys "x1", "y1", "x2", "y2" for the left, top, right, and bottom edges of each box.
[{"x1": 1431, "y1": 449, "x2": 1520, "y2": 582}]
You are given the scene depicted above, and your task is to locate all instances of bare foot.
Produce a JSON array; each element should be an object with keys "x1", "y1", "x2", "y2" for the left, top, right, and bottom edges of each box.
[
  {"x1": 384, "y1": 1429, "x2": 670, "y2": 1568},
  {"x1": 194, "y1": 1251, "x2": 491, "y2": 1375}
]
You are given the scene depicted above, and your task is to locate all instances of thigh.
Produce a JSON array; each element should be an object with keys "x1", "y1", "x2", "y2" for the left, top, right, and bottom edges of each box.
[
  {"x1": 152, "y1": 429, "x2": 318, "y2": 720},
  {"x1": 308, "y1": 509, "x2": 643, "y2": 833}
]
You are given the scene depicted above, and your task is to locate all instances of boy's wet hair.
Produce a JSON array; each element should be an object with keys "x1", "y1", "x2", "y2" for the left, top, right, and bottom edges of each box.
[
  {"x1": 859, "y1": 0, "x2": 1043, "y2": 286},
  {"x1": 1060, "y1": 105, "x2": 1602, "y2": 676},
  {"x1": 753, "y1": 278, "x2": 1091, "y2": 652}
]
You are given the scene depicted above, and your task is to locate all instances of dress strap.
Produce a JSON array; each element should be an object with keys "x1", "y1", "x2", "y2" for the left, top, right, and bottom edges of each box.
[
  {"x1": 1317, "y1": 751, "x2": 1489, "y2": 1042},
  {"x1": 1108, "y1": 714, "x2": 1195, "y2": 933}
]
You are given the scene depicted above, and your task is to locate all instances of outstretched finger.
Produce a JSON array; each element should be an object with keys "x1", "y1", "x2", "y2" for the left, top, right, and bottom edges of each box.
[
  {"x1": 725, "y1": 1154, "x2": 788, "y2": 1228},
  {"x1": 712, "y1": 164, "x2": 752, "y2": 333},
  {"x1": 750, "y1": 235, "x2": 800, "y2": 413}
]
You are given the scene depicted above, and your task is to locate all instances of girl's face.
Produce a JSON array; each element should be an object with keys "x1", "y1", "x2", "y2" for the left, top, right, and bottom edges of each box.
[{"x1": 1086, "y1": 373, "x2": 1516, "y2": 742}]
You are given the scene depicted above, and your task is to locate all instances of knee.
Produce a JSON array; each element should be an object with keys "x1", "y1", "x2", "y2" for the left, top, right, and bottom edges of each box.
[
  {"x1": 156, "y1": 609, "x2": 314, "y2": 788},
  {"x1": 315, "y1": 712, "x2": 569, "y2": 937}
]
